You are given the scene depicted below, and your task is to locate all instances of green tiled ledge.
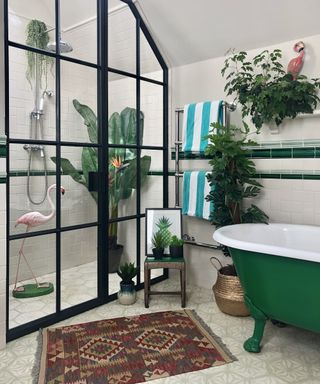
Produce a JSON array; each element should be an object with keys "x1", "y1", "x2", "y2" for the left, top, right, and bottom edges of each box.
[{"x1": 172, "y1": 147, "x2": 320, "y2": 160}]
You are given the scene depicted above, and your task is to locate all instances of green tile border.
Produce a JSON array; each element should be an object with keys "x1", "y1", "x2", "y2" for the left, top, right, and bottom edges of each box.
[
  {"x1": 1, "y1": 170, "x2": 320, "y2": 183},
  {"x1": 171, "y1": 146, "x2": 320, "y2": 160}
]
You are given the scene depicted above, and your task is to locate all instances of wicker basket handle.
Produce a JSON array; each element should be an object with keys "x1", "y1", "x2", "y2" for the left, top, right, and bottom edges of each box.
[{"x1": 210, "y1": 256, "x2": 223, "y2": 271}]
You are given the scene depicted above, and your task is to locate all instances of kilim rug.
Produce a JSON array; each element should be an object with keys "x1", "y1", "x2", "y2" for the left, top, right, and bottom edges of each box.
[{"x1": 34, "y1": 309, "x2": 236, "y2": 384}]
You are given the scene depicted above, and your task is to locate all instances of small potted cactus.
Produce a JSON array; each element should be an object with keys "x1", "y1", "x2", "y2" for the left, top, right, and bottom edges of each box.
[
  {"x1": 151, "y1": 231, "x2": 166, "y2": 259},
  {"x1": 117, "y1": 262, "x2": 138, "y2": 305},
  {"x1": 169, "y1": 235, "x2": 184, "y2": 258}
]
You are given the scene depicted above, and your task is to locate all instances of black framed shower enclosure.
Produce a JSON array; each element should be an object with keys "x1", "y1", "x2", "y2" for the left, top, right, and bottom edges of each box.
[{"x1": 5, "y1": 0, "x2": 168, "y2": 341}]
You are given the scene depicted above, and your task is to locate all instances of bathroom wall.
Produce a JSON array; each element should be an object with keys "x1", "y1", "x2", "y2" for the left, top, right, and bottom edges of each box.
[{"x1": 170, "y1": 33, "x2": 320, "y2": 288}]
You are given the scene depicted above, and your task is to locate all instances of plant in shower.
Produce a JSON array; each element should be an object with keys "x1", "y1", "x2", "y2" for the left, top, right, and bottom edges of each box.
[
  {"x1": 221, "y1": 49, "x2": 320, "y2": 132},
  {"x1": 51, "y1": 100, "x2": 151, "y2": 262},
  {"x1": 25, "y1": 19, "x2": 54, "y2": 88},
  {"x1": 205, "y1": 123, "x2": 268, "y2": 229}
]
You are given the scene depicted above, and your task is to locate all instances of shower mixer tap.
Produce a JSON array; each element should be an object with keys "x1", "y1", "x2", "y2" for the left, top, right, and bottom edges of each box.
[{"x1": 23, "y1": 144, "x2": 44, "y2": 153}]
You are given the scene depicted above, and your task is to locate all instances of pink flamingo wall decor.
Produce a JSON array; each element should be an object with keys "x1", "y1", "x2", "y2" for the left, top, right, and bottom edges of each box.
[
  {"x1": 13, "y1": 183, "x2": 65, "y2": 295},
  {"x1": 287, "y1": 41, "x2": 305, "y2": 80}
]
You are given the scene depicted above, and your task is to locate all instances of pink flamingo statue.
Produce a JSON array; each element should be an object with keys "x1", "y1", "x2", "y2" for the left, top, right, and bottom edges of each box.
[
  {"x1": 13, "y1": 183, "x2": 65, "y2": 293},
  {"x1": 287, "y1": 41, "x2": 305, "y2": 80}
]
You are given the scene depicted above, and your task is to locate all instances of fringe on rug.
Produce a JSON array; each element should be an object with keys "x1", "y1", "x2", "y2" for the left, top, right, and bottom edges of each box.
[
  {"x1": 185, "y1": 309, "x2": 238, "y2": 362},
  {"x1": 31, "y1": 329, "x2": 43, "y2": 384}
]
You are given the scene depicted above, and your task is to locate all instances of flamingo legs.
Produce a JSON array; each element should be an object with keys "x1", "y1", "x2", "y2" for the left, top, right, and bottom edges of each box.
[{"x1": 13, "y1": 227, "x2": 40, "y2": 292}]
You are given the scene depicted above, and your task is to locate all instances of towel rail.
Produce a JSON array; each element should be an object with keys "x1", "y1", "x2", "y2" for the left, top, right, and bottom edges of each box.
[
  {"x1": 182, "y1": 234, "x2": 221, "y2": 250},
  {"x1": 174, "y1": 100, "x2": 235, "y2": 207},
  {"x1": 174, "y1": 101, "x2": 235, "y2": 251}
]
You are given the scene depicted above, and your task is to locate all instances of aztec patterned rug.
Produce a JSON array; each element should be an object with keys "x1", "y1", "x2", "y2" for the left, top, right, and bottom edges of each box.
[{"x1": 34, "y1": 309, "x2": 236, "y2": 384}]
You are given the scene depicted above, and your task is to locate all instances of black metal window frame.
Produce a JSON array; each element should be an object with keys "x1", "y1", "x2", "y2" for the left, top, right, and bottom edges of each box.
[{"x1": 5, "y1": 0, "x2": 169, "y2": 341}]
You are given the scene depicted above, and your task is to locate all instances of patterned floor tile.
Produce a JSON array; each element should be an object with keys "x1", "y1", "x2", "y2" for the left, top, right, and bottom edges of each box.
[{"x1": 2, "y1": 275, "x2": 320, "y2": 384}]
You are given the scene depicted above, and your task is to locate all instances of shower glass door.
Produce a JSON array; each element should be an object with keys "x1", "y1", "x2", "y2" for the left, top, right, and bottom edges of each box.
[
  {"x1": 6, "y1": 0, "x2": 102, "y2": 338},
  {"x1": 5, "y1": 0, "x2": 168, "y2": 341}
]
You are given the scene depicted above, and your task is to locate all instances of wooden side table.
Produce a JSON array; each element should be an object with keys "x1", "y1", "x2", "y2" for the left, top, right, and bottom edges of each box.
[{"x1": 144, "y1": 257, "x2": 186, "y2": 308}]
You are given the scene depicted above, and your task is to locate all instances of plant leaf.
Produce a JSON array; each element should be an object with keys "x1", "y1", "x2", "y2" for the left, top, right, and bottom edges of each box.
[{"x1": 72, "y1": 99, "x2": 97, "y2": 143}]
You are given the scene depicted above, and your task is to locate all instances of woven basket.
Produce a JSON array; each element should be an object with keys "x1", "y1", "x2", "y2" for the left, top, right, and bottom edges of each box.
[{"x1": 211, "y1": 257, "x2": 250, "y2": 317}]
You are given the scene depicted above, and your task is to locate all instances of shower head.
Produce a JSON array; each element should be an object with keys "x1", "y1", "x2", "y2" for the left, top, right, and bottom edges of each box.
[{"x1": 46, "y1": 39, "x2": 73, "y2": 53}]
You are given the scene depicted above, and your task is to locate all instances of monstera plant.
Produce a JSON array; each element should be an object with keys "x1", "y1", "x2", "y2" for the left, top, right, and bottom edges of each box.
[{"x1": 52, "y1": 100, "x2": 151, "y2": 271}]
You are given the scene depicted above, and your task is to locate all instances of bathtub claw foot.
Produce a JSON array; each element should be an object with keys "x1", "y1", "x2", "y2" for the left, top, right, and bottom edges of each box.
[
  {"x1": 244, "y1": 295, "x2": 268, "y2": 353},
  {"x1": 244, "y1": 336, "x2": 262, "y2": 353}
]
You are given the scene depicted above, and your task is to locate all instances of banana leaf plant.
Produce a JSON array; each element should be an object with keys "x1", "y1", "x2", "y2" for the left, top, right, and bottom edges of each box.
[{"x1": 51, "y1": 99, "x2": 151, "y2": 249}]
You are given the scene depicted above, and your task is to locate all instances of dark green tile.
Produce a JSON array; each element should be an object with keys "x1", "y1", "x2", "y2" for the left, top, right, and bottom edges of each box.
[
  {"x1": 0, "y1": 145, "x2": 6, "y2": 158},
  {"x1": 293, "y1": 148, "x2": 315, "y2": 158},
  {"x1": 271, "y1": 148, "x2": 292, "y2": 158},
  {"x1": 281, "y1": 174, "x2": 303, "y2": 179},
  {"x1": 255, "y1": 173, "x2": 281, "y2": 179},
  {"x1": 303, "y1": 174, "x2": 320, "y2": 180},
  {"x1": 251, "y1": 149, "x2": 271, "y2": 158},
  {"x1": 315, "y1": 147, "x2": 320, "y2": 158}
]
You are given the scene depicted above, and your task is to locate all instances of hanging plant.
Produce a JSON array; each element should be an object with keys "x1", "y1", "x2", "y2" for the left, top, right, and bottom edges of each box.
[
  {"x1": 222, "y1": 49, "x2": 320, "y2": 132},
  {"x1": 25, "y1": 19, "x2": 53, "y2": 89}
]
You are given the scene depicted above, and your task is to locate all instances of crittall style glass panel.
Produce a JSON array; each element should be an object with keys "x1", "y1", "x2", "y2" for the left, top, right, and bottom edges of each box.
[
  {"x1": 8, "y1": 0, "x2": 55, "y2": 52},
  {"x1": 61, "y1": 61, "x2": 98, "y2": 143},
  {"x1": 61, "y1": 227, "x2": 98, "y2": 309},
  {"x1": 140, "y1": 31, "x2": 163, "y2": 82},
  {"x1": 60, "y1": 0, "x2": 97, "y2": 63},
  {"x1": 108, "y1": 0, "x2": 136, "y2": 74},
  {"x1": 140, "y1": 80, "x2": 163, "y2": 147},
  {"x1": 8, "y1": 47, "x2": 56, "y2": 141},
  {"x1": 9, "y1": 234, "x2": 56, "y2": 329},
  {"x1": 6, "y1": 0, "x2": 168, "y2": 341}
]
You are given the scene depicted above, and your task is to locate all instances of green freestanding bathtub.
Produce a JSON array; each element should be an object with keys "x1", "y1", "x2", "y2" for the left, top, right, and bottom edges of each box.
[{"x1": 213, "y1": 223, "x2": 320, "y2": 353}]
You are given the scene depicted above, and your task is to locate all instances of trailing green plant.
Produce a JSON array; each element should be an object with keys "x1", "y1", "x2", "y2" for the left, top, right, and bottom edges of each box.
[
  {"x1": 25, "y1": 19, "x2": 53, "y2": 89},
  {"x1": 51, "y1": 100, "x2": 151, "y2": 249},
  {"x1": 117, "y1": 262, "x2": 138, "y2": 284},
  {"x1": 151, "y1": 231, "x2": 166, "y2": 250},
  {"x1": 205, "y1": 123, "x2": 268, "y2": 228},
  {"x1": 170, "y1": 235, "x2": 184, "y2": 247},
  {"x1": 222, "y1": 49, "x2": 320, "y2": 131}
]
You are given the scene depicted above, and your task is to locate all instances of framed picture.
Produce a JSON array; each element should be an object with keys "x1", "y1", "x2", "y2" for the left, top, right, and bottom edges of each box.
[{"x1": 145, "y1": 208, "x2": 182, "y2": 256}]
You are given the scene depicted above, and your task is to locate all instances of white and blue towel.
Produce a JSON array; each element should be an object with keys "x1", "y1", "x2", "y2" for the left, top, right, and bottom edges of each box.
[
  {"x1": 182, "y1": 171, "x2": 214, "y2": 220},
  {"x1": 182, "y1": 100, "x2": 223, "y2": 153}
]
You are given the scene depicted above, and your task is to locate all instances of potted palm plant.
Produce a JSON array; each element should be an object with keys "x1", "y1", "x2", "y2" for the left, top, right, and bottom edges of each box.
[
  {"x1": 117, "y1": 262, "x2": 138, "y2": 305},
  {"x1": 52, "y1": 100, "x2": 151, "y2": 272},
  {"x1": 206, "y1": 122, "x2": 268, "y2": 316}
]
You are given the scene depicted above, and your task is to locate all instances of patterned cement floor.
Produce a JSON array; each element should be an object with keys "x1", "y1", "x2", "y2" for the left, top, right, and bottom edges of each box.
[
  {"x1": 9, "y1": 261, "x2": 162, "y2": 329},
  {"x1": 2, "y1": 276, "x2": 320, "y2": 384}
]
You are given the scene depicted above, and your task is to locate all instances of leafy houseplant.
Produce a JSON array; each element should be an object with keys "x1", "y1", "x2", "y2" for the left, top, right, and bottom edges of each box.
[
  {"x1": 206, "y1": 123, "x2": 268, "y2": 317},
  {"x1": 117, "y1": 262, "x2": 138, "y2": 305},
  {"x1": 169, "y1": 235, "x2": 184, "y2": 258},
  {"x1": 206, "y1": 123, "x2": 268, "y2": 229},
  {"x1": 222, "y1": 49, "x2": 320, "y2": 131},
  {"x1": 51, "y1": 100, "x2": 151, "y2": 272},
  {"x1": 151, "y1": 231, "x2": 166, "y2": 259},
  {"x1": 26, "y1": 19, "x2": 53, "y2": 89}
]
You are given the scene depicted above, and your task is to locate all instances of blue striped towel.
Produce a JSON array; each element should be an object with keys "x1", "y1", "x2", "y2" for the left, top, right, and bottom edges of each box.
[
  {"x1": 182, "y1": 171, "x2": 214, "y2": 220},
  {"x1": 182, "y1": 100, "x2": 224, "y2": 153}
]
